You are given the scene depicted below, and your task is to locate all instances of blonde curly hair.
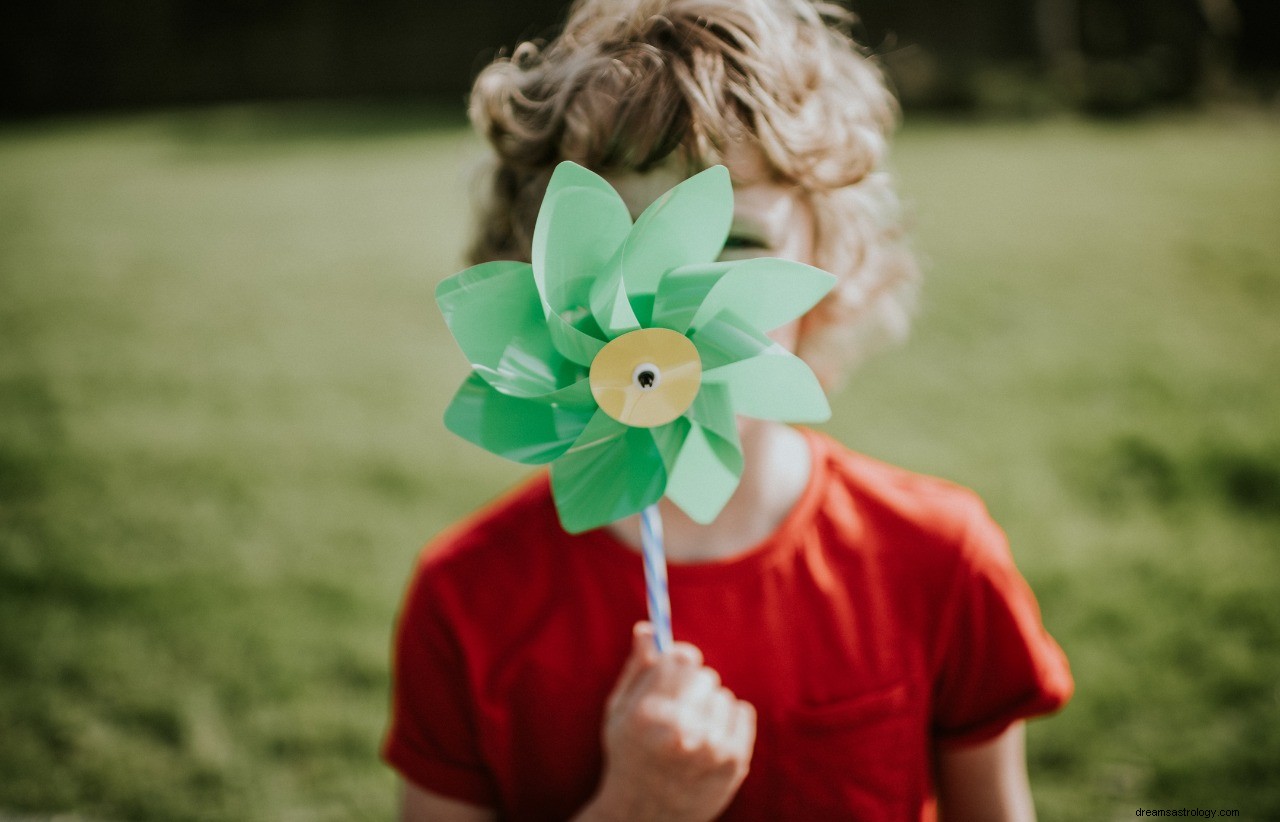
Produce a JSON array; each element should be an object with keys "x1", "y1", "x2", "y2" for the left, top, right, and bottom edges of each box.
[{"x1": 467, "y1": 0, "x2": 918, "y2": 385}]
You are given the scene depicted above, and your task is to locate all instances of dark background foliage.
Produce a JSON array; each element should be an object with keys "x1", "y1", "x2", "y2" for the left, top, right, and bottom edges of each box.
[{"x1": 3, "y1": 0, "x2": 1278, "y2": 118}]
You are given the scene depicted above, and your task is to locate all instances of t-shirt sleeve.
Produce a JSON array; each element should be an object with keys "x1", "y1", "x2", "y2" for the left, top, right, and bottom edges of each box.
[
  {"x1": 930, "y1": 501, "x2": 1074, "y2": 748},
  {"x1": 382, "y1": 558, "x2": 499, "y2": 807}
]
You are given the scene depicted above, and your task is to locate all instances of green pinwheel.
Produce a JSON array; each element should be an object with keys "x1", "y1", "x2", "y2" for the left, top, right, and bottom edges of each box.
[{"x1": 437, "y1": 161, "x2": 835, "y2": 534}]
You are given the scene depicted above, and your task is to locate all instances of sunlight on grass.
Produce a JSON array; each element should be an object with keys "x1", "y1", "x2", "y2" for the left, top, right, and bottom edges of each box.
[{"x1": 2, "y1": 105, "x2": 1277, "y2": 819}]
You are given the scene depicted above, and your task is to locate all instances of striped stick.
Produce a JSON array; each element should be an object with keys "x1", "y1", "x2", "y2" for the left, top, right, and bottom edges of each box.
[{"x1": 639, "y1": 504, "x2": 673, "y2": 653}]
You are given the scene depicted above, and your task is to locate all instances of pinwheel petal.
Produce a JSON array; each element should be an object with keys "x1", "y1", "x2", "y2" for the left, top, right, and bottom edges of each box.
[
  {"x1": 688, "y1": 258, "x2": 837, "y2": 333},
  {"x1": 685, "y1": 381, "x2": 737, "y2": 444},
  {"x1": 650, "y1": 416, "x2": 692, "y2": 474},
  {"x1": 619, "y1": 165, "x2": 733, "y2": 297},
  {"x1": 444, "y1": 373, "x2": 595, "y2": 465},
  {"x1": 551, "y1": 410, "x2": 668, "y2": 533},
  {"x1": 650, "y1": 262, "x2": 732, "y2": 332},
  {"x1": 547, "y1": 309, "x2": 607, "y2": 367},
  {"x1": 532, "y1": 163, "x2": 632, "y2": 298},
  {"x1": 537, "y1": 156, "x2": 627, "y2": 220},
  {"x1": 538, "y1": 377, "x2": 596, "y2": 408},
  {"x1": 534, "y1": 186, "x2": 632, "y2": 319},
  {"x1": 653, "y1": 386, "x2": 742, "y2": 523},
  {"x1": 436, "y1": 260, "x2": 570, "y2": 397},
  {"x1": 688, "y1": 311, "x2": 774, "y2": 371},
  {"x1": 703, "y1": 347, "x2": 831, "y2": 422},
  {"x1": 589, "y1": 259, "x2": 642, "y2": 339},
  {"x1": 664, "y1": 422, "x2": 744, "y2": 524}
]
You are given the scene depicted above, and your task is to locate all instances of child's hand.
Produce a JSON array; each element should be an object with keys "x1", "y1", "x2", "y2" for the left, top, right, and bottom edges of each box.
[{"x1": 581, "y1": 622, "x2": 756, "y2": 822}]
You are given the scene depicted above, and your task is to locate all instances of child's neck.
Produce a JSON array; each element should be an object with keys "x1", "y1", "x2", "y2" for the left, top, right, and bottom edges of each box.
[{"x1": 606, "y1": 420, "x2": 812, "y2": 563}]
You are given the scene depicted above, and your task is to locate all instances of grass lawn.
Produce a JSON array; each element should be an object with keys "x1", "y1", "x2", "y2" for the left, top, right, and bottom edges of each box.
[{"x1": 1, "y1": 104, "x2": 1277, "y2": 820}]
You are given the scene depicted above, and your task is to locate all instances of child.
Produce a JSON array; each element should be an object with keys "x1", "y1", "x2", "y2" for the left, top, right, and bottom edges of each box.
[{"x1": 383, "y1": 0, "x2": 1072, "y2": 819}]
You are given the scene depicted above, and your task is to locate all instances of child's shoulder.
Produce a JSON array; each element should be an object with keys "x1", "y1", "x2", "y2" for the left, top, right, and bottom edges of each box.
[
  {"x1": 808, "y1": 430, "x2": 1010, "y2": 568},
  {"x1": 413, "y1": 472, "x2": 560, "y2": 582}
]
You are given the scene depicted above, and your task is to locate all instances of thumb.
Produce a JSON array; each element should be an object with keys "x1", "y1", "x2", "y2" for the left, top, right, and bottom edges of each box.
[
  {"x1": 608, "y1": 622, "x2": 657, "y2": 710},
  {"x1": 632, "y1": 621, "x2": 659, "y2": 663}
]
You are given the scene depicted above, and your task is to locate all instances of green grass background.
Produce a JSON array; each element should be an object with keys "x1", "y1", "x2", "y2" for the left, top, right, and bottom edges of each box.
[{"x1": 1, "y1": 105, "x2": 1277, "y2": 820}]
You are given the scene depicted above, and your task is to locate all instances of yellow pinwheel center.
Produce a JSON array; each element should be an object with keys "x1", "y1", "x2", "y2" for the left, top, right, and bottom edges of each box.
[{"x1": 589, "y1": 328, "x2": 702, "y2": 428}]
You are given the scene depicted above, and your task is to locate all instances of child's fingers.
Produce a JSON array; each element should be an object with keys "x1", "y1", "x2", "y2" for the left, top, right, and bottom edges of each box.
[
  {"x1": 696, "y1": 685, "x2": 735, "y2": 751},
  {"x1": 728, "y1": 700, "x2": 757, "y2": 759},
  {"x1": 668, "y1": 640, "x2": 703, "y2": 668},
  {"x1": 674, "y1": 666, "x2": 722, "y2": 738}
]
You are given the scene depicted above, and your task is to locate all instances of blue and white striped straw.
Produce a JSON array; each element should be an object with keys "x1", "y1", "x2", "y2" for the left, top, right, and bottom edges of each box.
[{"x1": 638, "y1": 504, "x2": 673, "y2": 653}]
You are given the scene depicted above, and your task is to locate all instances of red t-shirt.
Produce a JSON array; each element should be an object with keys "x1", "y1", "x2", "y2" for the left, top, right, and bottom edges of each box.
[{"x1": 383, "y1": 429, "x2": 1072, "y2": 820}]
